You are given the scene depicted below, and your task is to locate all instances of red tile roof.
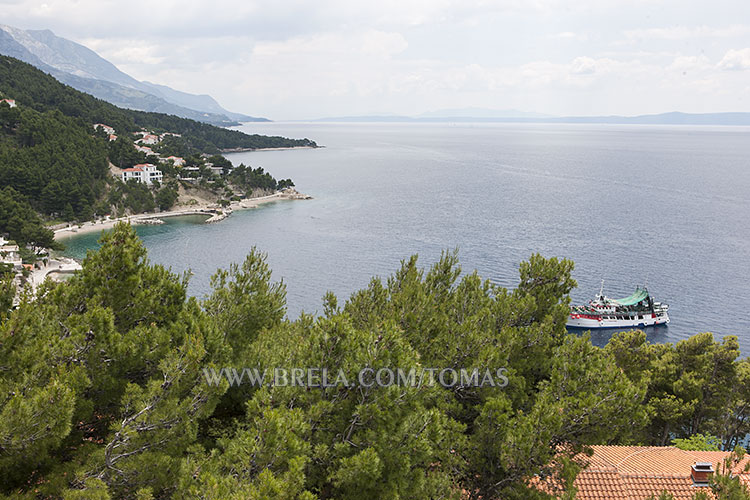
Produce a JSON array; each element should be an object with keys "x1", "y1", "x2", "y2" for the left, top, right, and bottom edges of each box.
[{"x1": 534, "y1": 445, "x2": 750, "y2": 500}]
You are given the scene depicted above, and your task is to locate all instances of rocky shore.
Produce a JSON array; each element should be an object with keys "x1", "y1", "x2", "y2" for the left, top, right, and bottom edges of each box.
[{"x1": 53, "y1": 189, "x2": 312, "y2": 240}]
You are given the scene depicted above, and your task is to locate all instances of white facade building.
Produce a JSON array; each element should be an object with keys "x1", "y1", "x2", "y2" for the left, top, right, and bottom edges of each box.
[
  {"x1": 93, "y1": 123, "x2": 115, "y2": 135},
  {"x1": 208, "y1": 165, "x2": 225, "y2": 175},
  {"x1": 165, "y1": 156, "x2": 186, "y2": 166},
  {"x1": 121, "y1": 164, "x2": 163, "y2": 185},
  {"x1": 0, "y1": 242, "x2": 22, "y2": 270},
  {"x1": 1, "y1": 99, "x2": 17, "y2": 108},
  {"x1": 136, "y1": 134, "x2": 159, "y2": 145}
]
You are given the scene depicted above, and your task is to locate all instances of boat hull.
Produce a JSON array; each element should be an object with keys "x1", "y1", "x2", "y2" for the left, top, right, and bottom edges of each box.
[{"x1": 566, "y1": 313, "x2": 669, "y2": 329}]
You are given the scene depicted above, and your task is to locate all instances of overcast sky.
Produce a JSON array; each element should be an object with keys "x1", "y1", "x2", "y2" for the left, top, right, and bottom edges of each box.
[{"x1": 3, "y1": 0, "x2": 750, "y2": 119}]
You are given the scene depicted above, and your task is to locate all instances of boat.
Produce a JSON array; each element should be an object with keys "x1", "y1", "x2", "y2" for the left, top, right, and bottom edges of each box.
[{"x1": 566, "y1": 282, "x2": 669, "y2": 329}]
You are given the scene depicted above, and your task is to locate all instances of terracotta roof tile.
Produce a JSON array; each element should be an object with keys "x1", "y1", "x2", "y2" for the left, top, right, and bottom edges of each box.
[
  {"x1": 575, "y1": 469, "x2": 628, "y2": 499},
  {"x1": 535, "y1": 445, "x2": 750, "y2": 500}
]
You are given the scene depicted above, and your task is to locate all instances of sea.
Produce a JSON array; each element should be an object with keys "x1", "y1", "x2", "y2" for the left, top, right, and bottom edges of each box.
[{"x1": 61, "y1": 122, "x2": 750, "y2": 352}]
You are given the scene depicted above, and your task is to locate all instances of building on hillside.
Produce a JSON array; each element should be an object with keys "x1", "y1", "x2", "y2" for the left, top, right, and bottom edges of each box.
[
  {"x1": 1, "y1": 98, "x2": 16, "y2": 108},
  {"x1": 135, "y1": 145, "x2": 154, "y2": 155},
  {"x1": 108, "y1": 134, "x2": 118, "y2": 141},
  {"x1": 533, "y1": 445, "x2": 750, "y2": 499},
  {"x1": 136, "y1": 134, "x2": 159, "y2": 145},
  {"x1": 207, "y1": 164, "x2": 225, "y2": 176},
  {"x1": 0, "y1": 242, "x2": 23, "y2": 270},
  {"x1": 121, "y1": 164, "x2": 163, "y2": 185},
  {"x1": 93, "y1": 123, "x2": 115, "y2": 135},
  {"x1": 164, "y1": 156, "x2": 186, "y2": 167},
  {"x1": 177, "y1": 166, "x2": 200, "y2": 181}
]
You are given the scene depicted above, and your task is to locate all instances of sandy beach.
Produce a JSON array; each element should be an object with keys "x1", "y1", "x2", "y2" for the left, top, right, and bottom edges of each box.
[{"x1": 54, "y1": 190, "x2": 312, "y2": 240}]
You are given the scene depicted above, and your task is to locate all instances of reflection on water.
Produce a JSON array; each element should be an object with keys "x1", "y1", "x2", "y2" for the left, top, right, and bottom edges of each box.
[
  {"x1": 62, "y1": 122, "x2": 750, "y2": 352},
  {"x1": 60, "y1": 215, "x2": 210, "y2": 260},
  {"x1": 575, "y1": 324, "x2": 672, "y2": 348}
]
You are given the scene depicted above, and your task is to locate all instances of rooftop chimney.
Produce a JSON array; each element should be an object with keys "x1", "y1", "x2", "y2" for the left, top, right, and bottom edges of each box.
[{"x1": 691, "y1": 462, "x2": 714, "y2": 485}]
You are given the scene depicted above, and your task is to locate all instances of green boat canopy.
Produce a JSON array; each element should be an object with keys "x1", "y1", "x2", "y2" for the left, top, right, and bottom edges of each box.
[{"x1": 613, "y1": 288, "x2": 649, "y2": 306}]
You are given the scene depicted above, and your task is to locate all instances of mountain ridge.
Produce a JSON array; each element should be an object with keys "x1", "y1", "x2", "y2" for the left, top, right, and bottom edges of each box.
[
  {"x1": 308, "y1": 111, "x2": 750, "y2": 125},
  {"x1": 418, "y1": 107, "x2": 552, "y2": 119},
  {"x1": 0, "y1": 24, "x2": 267, "y2": 125}
]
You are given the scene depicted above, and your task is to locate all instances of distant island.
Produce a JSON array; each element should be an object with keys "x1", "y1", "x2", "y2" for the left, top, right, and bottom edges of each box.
[{"x1": 311, "y1": 110, "x2": 750, "y2": 126}]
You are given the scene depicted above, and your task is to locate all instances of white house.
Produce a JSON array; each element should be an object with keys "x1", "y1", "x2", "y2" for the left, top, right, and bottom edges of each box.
[
  {"x1": 165, "y1": 156, "x2": 186, "y2": 167},
  {"x1": 208, "y1": 165, "x2": 225, "y2": 176},
  {"x1": 136, "y1": 134, "x2": 159, "y2": 145},
  {"x1": 1, "y1": 99, "x2": 16, "y2": 108},
  {"x1": 0, "y1": 242, "x2": 22, "y2": 270},
  {"x1": 135, "y1": 145, "x2": 154, "y2": 155},
  {"x1": 121, "y1": 164, "x2": 163, "y2": 185},
  {"x1": 93, "y1": 123, "x2": 115, "y2": 135}
]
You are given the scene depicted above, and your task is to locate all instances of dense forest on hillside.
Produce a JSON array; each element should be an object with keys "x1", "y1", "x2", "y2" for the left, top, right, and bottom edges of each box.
[
  {"x1": 228, "y1": 163, "x2": 295, "y2": 195},
  {"x1": 0, "y1": 187, "x2": 61, "y2": 251},
  {"x1": 0, "y1": 101, "x2": 109, "y2": 220},
  {"x1": 0, "y1": 55, "x2": 314, "y2": 245},
  {"x1": 0, "y1": 56, "x2": 317, "y2": 153},
  {"x1": 1, "y1": 226, "x2": 749, "y2": 499}
]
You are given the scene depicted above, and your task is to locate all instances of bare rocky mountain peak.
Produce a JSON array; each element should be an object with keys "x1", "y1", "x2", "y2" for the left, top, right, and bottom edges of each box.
[{"x1": 0, "y1": 24, "x2": 267, "y2": 125}]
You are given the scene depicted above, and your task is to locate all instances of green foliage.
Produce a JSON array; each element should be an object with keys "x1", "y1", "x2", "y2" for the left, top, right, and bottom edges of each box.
[
  {"x1": 0, "y1": 223, "x2": 228, "y2": 497},
  {"x1": 107, "y1": 180, "x2": 156, "y2": 214},
  {"x1": 207, "y1": 154, "x2": 233, "y2": 171},
  {"x1": 202, "y1": 249, "x2": 287, "y2": 422},
  {"x1": 228, "y1": 163, "x2": 285, "y2": 194},
  {"x1": 707, "y1": 449, "x2": 750, "y2": 499},
  {"x1": 156, "y1": 182, "x2": 179, "y2": 211},
  {"x1": 0, "y1": 54, "x2": 305, "y2": 246},
  {"x1": 0, "y1": 103, "x2": 109, "y2": 220},
  {"x1": 0, "y1": 266, "x2": 14, "y2": 318},
  {"x1": 0, "y1": 55, "x2": 316, "y2": 154},
  {"x1": 672, "y1": 433, "x2": 721, "y2": 451},
  {"x1": 0, "y1": 186, "x2": 63, "y2": 251},
  {"x1": 177, "y1": 407, "x2": 314, "y2": 499},
  {"x1": 606, "y1": 330, "x2": 743, "y2": 446},
  {"x1": 132, "y1": 116, "x2": 316, "y2": 154},
  {"x1": 2, "y1": 227, "x2": 750, "y2": 499},
  {"x1": 108, "y1": 135, "x2": 146, "y2": 168}
]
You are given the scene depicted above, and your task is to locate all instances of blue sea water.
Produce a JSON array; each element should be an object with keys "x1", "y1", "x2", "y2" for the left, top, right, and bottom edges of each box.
[{"x1": 62, "y1": 122, "x2": 750, "y2": 351}]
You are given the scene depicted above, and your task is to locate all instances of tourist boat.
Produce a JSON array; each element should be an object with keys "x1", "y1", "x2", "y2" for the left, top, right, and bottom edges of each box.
[{"x1": 567, "y1": 283, "x2": 669, "y2": 329}]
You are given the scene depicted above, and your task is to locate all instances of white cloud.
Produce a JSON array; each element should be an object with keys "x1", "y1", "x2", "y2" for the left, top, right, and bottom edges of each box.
[
  {"x1": 570, "y1": 56, "x2": 597, "y2": 74},
  {"x1": 552, "y1": 31, "x2": 589, "y2": 41},
  {"x1": 253, "y1": 30, "x2": 407, "y2": 58},
  {"x1": 624, "y1": 24, "x2": 750, "y2": 41},
  {"x1": 3, "y1": 0, "x2": 750, "y2": 117},
  {"x1": 718, "y1": 48, "x2": 750, "y2": 71},
  {"x1": 82, "y1": 39, "x2": 166, "y2": 66},
  {"x1": 667, "y1": 55, "x2": 711, "y2": 72}
]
